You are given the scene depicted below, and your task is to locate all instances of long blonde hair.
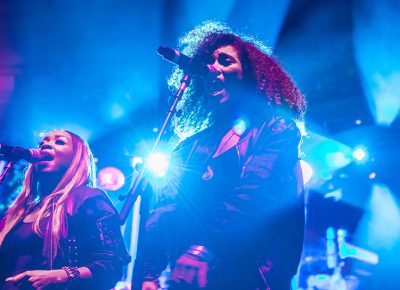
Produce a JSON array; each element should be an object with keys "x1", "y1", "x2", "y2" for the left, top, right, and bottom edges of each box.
[{"x1": 0, "y1": 131, "x2": 96, "y2": 261}]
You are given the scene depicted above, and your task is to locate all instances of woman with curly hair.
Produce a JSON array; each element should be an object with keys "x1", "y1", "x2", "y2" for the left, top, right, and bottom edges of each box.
[
  {"x1": 141, "y1": 21, "x2": 306, "y2": 290},
  {"x1": 0, "y1": 130, "x2": 130, "y2": 290}
]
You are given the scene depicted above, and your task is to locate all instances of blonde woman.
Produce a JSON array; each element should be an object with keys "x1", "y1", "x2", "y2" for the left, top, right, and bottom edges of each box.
[{"x1": 0, "y1": 130, "x2": 130, "y2": 290}]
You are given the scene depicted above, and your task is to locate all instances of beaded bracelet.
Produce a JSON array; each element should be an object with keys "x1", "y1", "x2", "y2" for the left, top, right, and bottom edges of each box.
[
  {"x1": 62, "y1": 266, "x2": 80, "y2": 282},
  {"x1": 185, "y1": 245, "x2": 213, "y2": 262}
]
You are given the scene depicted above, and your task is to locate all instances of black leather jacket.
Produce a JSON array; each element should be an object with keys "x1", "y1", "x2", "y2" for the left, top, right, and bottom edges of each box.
[
  {"x1": 51, "y1": 186, "x2": 131, "y2": 290},
  {"x1": 142, "y1": 114, "x2": 305, "y2": 289},
  {"x1": 0, "y1": 186, "x2": 130, "y2": 290}
]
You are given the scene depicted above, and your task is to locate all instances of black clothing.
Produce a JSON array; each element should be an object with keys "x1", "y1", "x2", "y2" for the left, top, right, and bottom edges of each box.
[
  {"x1": 0, "y1": 186, "x2": 131, "y2": 290},
  {"x1": 142, "y1": 114, "x2": 305, "y2": 289},
  {"x1": 0, "y1": 220, "x2": 46, "y2": 290}
]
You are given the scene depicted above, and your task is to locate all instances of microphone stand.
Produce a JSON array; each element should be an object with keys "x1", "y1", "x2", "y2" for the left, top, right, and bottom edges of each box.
[
  {"x1": 119, "y1": 74, "x2": 192, "y2": 290},
  {"x1": 0, "y1": 160, "x2": 16, "y2": 184}
]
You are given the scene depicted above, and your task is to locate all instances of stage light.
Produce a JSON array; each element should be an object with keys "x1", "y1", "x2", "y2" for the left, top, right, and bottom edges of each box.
[
  {"x1": 366, "y1": 184, "x2": 400, "y2": 249},
  {"x1": 146, "y1": 152, "x2": 170, "y2": 178},
  {"x1": 300, "y1": 160, "x2": 313, "y2": 184},
  {"x1": 352, "y1": 146, "x2": 368, "y2": 162},
  {"x1": 353, "y1": 1, "x2": 400, "y2": 126},
  {"x1": 301, "y1": 132, "x2": 353, "y2": 177},
  {"x1": 353, "y1": 183, "x2": 400, "y2": 288},
  {"x1": 232, "y1": 118, "x2": 247, "y2": 135},
  {"x1": 131, "y1": 156, "x2": 143, "y2": 169},
  {"x1": 98, "y1": 166, "x2": 126, "y2": 191},
  {"x1": 38, "y1": 131, "x2": 47, "y2": 138}
]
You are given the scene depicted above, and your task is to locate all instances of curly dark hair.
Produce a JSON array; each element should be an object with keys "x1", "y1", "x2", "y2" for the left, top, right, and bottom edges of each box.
[{"x1": 167, "y1": 21, "x2": 306, "y2": 140}]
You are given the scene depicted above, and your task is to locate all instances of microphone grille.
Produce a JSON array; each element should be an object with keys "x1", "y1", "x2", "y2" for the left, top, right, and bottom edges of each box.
[{"x1": 29, "y1": 149, "x2": 43, "y2": 162}]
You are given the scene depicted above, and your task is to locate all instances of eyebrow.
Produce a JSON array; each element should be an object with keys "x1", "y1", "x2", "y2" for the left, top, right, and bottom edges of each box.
[
  {"x1": 217, "y1": 52, "x2": 230, "y2": 57},
  {"x1": 218, "y1": 52, "x2": 237, "y2": 60},
  {"x1": 54, "y1": 135, "x2": 69, "y2": 139},
  {"x1": 40, "y1": 135, "x2": 70, "y2": 142}
]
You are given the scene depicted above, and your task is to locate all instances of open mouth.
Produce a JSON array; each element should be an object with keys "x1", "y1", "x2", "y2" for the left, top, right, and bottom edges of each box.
[
  {"x1": 40, "y1": 152, "x2": 54, "y2": 162},
  {"x1": 206, "y1": 80, "x2": 225, "y2": 96}
]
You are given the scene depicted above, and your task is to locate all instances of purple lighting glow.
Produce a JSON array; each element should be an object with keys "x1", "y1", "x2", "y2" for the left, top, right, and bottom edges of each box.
[{"x1": 98, "y1": 166, "x2": 126, "y2": 191}]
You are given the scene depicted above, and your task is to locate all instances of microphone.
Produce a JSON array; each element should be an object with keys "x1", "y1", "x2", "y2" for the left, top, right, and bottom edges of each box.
[
  {"x1": 0, "y1": 144, "x2": 44, "y2": 163},
  {"x1": 157, "y1": 46, "x2": 218, "y2": 76}
]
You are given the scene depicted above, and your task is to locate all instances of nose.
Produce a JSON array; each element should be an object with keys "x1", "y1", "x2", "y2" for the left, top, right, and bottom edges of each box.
[
  {"x1": 209, "y1": 60, "x2": 222, "y2": 76},
  {"x1": 40, "y1": 142, "x2": 52, "y2": 150},
  {"x1": 208, "y1": 64, "x2": 222, "y2": 78}
]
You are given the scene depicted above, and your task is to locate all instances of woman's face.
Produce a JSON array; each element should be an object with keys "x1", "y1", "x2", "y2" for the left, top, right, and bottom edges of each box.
[
  {"x1": 37, "y1": 130, "x2": 74, "y2": 174},
  {"x1": 204, "y1": 45, "x2": 243, "y2": 105}
]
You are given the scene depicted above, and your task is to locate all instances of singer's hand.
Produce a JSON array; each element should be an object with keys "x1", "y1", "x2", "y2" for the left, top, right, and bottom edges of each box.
[
  {"x1": 6, "y1": 269, "x2": 68, "y2": 290},
  {"x1": 170, "y1": 253, "x2": 208, "y2": 288}
]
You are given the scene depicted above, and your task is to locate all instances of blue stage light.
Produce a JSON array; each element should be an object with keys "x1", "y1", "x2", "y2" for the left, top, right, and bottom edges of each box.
[
  {"x1": 232, "y1": 118, "x2": 247, "y2": 136},
  {"x1": 146, "y1": 152, "x2": 170, "y2": 178},
  {"x1": 131, "y1": 156, "x2": 143, "y2": 169},
  {"x1": 353, "y1": 0, "x2": 400, "y2": 126},
  {"x1": 352, "y1": 146, "x2": 368, "y2": 162}
]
